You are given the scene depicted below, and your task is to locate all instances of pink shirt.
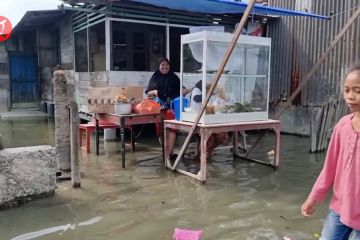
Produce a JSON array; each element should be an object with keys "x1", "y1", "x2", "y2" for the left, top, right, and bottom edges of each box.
[{"x1": 308, "y1": 113, "x2": 360, "y2": 230}]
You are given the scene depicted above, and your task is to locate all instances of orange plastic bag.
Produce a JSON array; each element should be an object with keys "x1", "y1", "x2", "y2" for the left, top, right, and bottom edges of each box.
[{"x1": 133, "y1": 99, "x2": 161, "y2": 114}]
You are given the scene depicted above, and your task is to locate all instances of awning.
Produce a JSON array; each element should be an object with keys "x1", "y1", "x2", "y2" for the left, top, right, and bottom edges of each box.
[{"x1": 126, "y1": 0, "x2": 330, "y2": 20}]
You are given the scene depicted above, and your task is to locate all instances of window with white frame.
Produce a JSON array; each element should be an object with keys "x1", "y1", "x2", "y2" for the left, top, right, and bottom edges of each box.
[
  {"x1": 89, "y1": 22, "x2": 106, "y2": 72},
  {"x1": 74, "y1": 19, "x2": 190, "y2": 73},
  {"x1": 111, "y1": 21, "x2": 166, "y2": 71}
]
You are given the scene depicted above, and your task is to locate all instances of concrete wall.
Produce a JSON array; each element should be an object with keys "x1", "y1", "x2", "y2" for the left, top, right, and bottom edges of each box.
[
  {"x1": 75, "y1": 71, "x2": 155, "y2": 112},
  {"x1": 0, "y1": 43, "x2": 10, "y2": 112},
  {"x1": 38, "y1": 29, "x2": 58, "y2": 101},
  {"x1": 0, "y1": 145, "x2": 56, "y2": 209},
  {"x1": 38, "y1": 15, "x2": 73, "y2": 102}
]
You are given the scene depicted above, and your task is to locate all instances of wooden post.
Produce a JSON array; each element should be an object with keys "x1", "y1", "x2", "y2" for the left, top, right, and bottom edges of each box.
[
  {"x1": 170, "y1": 0, "x2": 256, "y2": 170},
  {"x1": 53, "y1": 70, "x2": 71, "y2": 171},
  {"x1": 70, "y1": 100, "x2": 81, "y2": 188}
]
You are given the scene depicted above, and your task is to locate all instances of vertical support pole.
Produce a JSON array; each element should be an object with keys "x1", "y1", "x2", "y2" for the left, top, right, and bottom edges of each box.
[
  {"x1": 53, "y1": 70, "x2": 71, "y2": 171},
  {"x1": 70, "y1": 101, "x2": 81, "y2": 187},
  {"x1": 87, "y1": 26, "x2": 90, "y2": 72},
  {"x1": 199, "y1": 128, "x2": 208, "y2": 182},
  {"x1": 166, "y1": 25, "x2": 170, "y2": 60},
  {"x1": 95, "y1": 116, "x2": 100, "y2": 155},
  {"x1": 105, "y1": 18, "x2": 111, "y2": 71},
  {"x1": 164, "y1": 122, "x2": 169, "y2": 167}
]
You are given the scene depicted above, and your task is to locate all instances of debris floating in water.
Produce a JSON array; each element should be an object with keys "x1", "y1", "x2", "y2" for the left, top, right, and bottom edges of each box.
[
  {"x1": 10, "y1": 216, "x2": 103, "y2": 240},
  {"x1": 173, "y1": 228, "x2": 202, "y2": 240}
]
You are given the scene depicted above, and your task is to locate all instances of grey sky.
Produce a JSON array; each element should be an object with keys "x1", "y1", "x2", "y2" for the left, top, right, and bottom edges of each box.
[{"x1": 0, "y1": 0, "x2": 62, "y2": 27}]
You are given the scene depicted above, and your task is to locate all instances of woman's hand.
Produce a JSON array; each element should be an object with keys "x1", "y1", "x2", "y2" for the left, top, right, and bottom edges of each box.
[
  {"x1": 147, "y1": 90, "x2": 158, "y2": 97},
  {"x1": 301, "y1": 198, "x2": 316, "y2": 216}
]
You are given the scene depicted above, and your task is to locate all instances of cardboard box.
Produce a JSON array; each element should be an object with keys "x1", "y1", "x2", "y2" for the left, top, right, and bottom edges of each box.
[{"x1": 87, "y1": 86, "x2": 144, "y2": 113}]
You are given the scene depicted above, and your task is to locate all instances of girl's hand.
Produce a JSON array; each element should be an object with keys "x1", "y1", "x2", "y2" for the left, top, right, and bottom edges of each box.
[
  {"x1": 301, "y1": 198, "x2": 316, "y2": 216},
  {"x1": 148, "y1": 90, "x2": 158, "y2": 97}
]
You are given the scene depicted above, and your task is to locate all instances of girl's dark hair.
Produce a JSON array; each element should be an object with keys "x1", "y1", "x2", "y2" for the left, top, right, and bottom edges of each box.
[
  {"x1": 158, "y1": 56, "x2": 170, "y2": 66},
  {"x1": 345, "y1": 63, "x2": 360, "y2": 78}
]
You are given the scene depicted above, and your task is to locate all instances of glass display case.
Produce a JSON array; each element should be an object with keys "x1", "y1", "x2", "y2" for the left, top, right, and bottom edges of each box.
[{"x1": 180, "y1": 31, "x2": 271, "y2": 124}]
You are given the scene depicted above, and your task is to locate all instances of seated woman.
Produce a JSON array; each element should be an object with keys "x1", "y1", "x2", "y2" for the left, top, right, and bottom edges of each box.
[
  {"x1": 190, "y1": 80, "x2": 227, "y2": 159},
  {"x1": 145, "y1": 57, "x2": 190, "y2": 159}
]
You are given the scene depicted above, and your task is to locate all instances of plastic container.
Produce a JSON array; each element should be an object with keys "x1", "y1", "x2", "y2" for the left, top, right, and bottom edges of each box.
[
  {"x1": 115, "y1": 103, "x2": 132, "y2": 114},
  {"x1": 171, "y1": 97, "x2": 189, "y2": 121},
  {"x1": 46, "y1": 102, "x2": 54, "y2": 118},
  {"x1": 173, "y1": 228, "x2": 202, "y2": 240},
  {"x1": 104, "y1": 129, "x2": 117, "y2": 140}
]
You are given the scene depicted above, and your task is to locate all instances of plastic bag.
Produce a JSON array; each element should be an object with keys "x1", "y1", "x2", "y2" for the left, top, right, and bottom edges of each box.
[{"x1": 133, "y1": 99, "x2": 161, "y2": 114}]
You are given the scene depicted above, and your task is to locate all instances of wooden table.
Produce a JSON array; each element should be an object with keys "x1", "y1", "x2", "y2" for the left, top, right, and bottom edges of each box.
[
  {"x1": 94, "y1": 112, "x2": 164, "y2": 168},
  {"x1": 164, "y1": 119, "x2": 281, "y2": 182}
]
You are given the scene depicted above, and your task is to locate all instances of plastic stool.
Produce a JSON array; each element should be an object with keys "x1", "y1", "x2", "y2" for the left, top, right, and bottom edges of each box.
[{"x1": 79, "y1": 121, "x2": 120, "y2": 153}]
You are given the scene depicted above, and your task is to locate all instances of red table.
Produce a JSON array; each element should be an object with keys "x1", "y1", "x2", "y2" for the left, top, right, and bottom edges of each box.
[{"x1": 94, "y1": 112, "x2": 164, "y2": 168}]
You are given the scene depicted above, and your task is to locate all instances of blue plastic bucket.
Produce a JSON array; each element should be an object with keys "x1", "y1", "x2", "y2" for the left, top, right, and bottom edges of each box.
[{"x1": 171, "y1": 97, "x2": 189, "y2": 121}]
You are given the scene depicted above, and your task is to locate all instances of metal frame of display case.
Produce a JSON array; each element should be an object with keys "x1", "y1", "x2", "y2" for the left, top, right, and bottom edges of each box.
[{"x1": 180, "y1": 30, "x2": 272, "y2": 124}]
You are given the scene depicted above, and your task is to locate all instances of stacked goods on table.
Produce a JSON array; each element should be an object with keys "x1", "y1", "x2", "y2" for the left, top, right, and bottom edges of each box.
[{"x1": 87, "y1": 86, "x2": 143, "y2": 114}]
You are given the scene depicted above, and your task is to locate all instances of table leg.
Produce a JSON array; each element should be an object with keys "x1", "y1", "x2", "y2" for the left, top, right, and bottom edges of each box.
[
  {"x1": 95, "y1": 118, "x2": 99, "y2": 155},
  {"x1": 120, "y1": 118, "x2": 126, "y2": 168},
  {"x1": 160, "y1": 115, "x2": 165, "y2": 164},
  {"x1": 164, "y1": 124, "x2": 169, "y2": 168},
  {"x1": 199, "y1": 129, "x2": 209, "y2": 182},
  {"x1": 232, "y1": 131, "x2": 238, "y2": 159},
  {"x1": 241, "y1": 131, "x2": 247, "y2": 152},
  {"x1": 274, "y1": 126, "x2": 281, "y2": 168},
  {"x1": 130, "y1": 126, "x2": 135, "y2": 152}
]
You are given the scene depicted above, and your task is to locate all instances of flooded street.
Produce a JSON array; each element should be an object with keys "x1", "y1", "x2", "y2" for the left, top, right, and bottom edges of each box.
[{"x1": 0, "y1": 118, "x2": 329, "y2": 240}]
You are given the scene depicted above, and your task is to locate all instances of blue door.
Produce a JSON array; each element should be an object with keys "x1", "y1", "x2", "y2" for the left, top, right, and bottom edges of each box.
[{"x1": 9, "y1": 53, "x2": 38, "y2": 108}]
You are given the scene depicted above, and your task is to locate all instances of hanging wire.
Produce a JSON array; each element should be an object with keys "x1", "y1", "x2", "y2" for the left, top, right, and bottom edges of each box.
[{"x1": 330, "y1": 5, "x2": 360, "y2": 18}]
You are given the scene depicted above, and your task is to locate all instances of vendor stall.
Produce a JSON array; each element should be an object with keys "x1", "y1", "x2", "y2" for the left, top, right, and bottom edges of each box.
[
  {"x1": 180, "y1": 30, "x2": 271, "y2": 124},
  {"x1": 166, "y1": 30, "x2": 279, "y2": 182}
]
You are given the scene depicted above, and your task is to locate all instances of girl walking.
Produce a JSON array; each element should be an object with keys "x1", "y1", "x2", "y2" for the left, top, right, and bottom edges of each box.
[{"x1": 301, "y1": 64, "x2": 360, "y2": 239}]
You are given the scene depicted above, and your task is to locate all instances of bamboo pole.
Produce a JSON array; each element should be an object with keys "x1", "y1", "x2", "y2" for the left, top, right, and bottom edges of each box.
[
  {"x1": 53, "y1": 70, "x2": 71, "y2": 171},
  {"x1": 70, "y1": 100, "x2": 81, "y2": 188},
  {"x1": 170, "y1": 0, "x2": 256, "y2": 170},
  {"x1": 245, "y1": 8, "x2": 360, "y2": 157},
  {"x1": 275, "y1": 7, "x2": 360, "y2": 119}
]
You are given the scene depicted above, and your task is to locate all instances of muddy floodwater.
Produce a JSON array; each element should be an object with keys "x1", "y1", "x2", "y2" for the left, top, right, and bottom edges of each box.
[{"x1": 0, "y1": 118, "x2": 330, "y2": 240}]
